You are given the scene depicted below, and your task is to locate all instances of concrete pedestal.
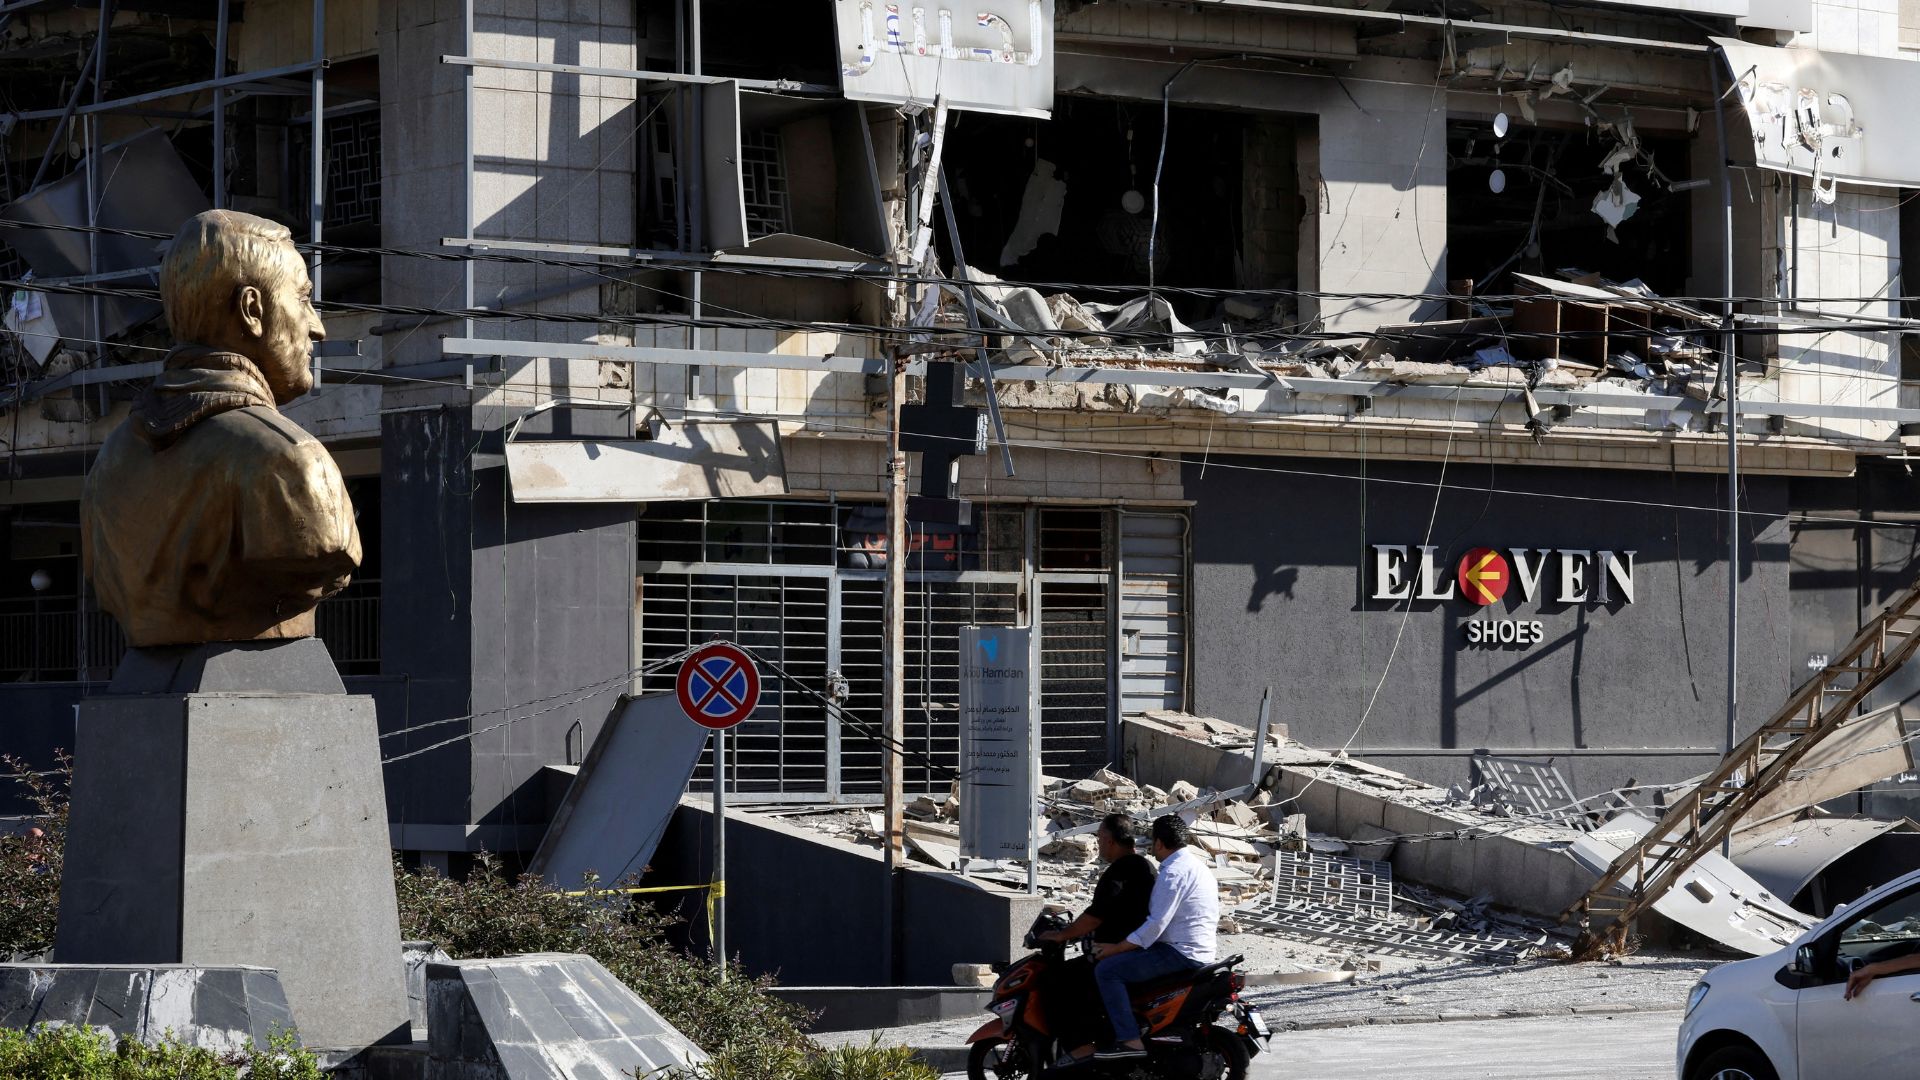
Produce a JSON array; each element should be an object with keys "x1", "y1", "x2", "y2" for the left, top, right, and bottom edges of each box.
[
  {"x1": 0, "y1": 963, "x2": 297, "y2": 1054},
  {"x1": 56, "y1": 640, "x2": 410, "y2": 1050}
]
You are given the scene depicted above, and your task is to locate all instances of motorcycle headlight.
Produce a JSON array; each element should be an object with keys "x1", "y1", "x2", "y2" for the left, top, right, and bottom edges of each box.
[{"x1": 1685, "y1": 982, "x2": 1709, "y2": 1018}]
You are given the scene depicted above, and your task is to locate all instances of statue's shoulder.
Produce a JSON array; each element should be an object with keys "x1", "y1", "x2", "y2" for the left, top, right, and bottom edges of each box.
[
  {"x1": 196, "y1": 404, "x2": 326, "y2": 455},
  {"x1": 188, "y1": 407, "x2": 342, "y2": 496}
]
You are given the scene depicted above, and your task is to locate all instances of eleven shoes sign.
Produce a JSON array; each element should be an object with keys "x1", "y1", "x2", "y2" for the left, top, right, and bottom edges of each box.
[{"x1": 1370, "y1": 545, "x2": 1636, "y2": 646}]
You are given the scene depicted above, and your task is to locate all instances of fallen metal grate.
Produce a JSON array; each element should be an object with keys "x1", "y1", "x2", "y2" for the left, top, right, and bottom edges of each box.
[
  {"x1": 1271, "y1": 850, "x2": 1394, "y2": 915},
  {"x1": 1470, "y1": 752, "x2": 1585, "y2": 828},
  {"x1": 1232, "y1": 895, "x2": 1542, "y2": 962}
]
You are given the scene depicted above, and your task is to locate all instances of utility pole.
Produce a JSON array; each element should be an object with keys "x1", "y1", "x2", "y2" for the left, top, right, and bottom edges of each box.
[
  {"x1": 881, "y1": 343, "x2": 908, "y2": 968},
  {"x1": 880, "y1": 95, "x2": 949, "y2": 984},
  {"x1": 688, "y1": 0, "x2": 721, "y2": 978},
  {"x1": 883, "y1": 347, "x2": 909, "y2": 861},
  {"x1": 877, "y1": 111, "x2": 917, "y2": 988},
  {"x1": 1712, "y1": 60, "x2": 1740, "y2": 858}
]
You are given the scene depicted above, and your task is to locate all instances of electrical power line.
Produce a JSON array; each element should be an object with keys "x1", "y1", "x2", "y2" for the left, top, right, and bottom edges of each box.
[
  {"x1": 376, "y1": 638, "x2": 959, "y2": 779},
  {"x1": 4, "y1": 216, "x2": 1920, "y2": 311},
  {"x1": 5, "y1": 275, "x2": 1913, "y2": 356}
]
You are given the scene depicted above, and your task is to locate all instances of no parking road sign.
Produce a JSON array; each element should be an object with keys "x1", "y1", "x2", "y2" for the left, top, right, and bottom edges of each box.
[{"x1": 676, "y1": 644, "x2": 761, "y2": 729}]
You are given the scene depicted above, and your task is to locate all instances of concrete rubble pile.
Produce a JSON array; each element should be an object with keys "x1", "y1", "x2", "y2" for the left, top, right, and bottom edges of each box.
[
  {"x1": 707, "y1": 704, "x2": 1920, "y2": 980},
  {"x1": 775, "y1": 705, "x2": 1901, "y2": 966},
  {"x1": 874, "y1": 744, "x2": 1568, "y2": 966},
  {"x1": 934, "y1": 266, "x2": 1724, "y2": 426}
]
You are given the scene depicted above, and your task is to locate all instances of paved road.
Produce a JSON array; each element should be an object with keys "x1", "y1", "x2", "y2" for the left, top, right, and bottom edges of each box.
[
  {"x1": 1252, "y1": 1012, "x2": 1680, "y2": 1079},
  {"x1": 940, "y1": 1011, "x2": 1681, "y2": 1078}
]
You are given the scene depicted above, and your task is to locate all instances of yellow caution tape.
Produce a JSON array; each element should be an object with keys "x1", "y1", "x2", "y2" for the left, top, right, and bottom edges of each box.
[
  {"x1": 561, "y1": 879, "x2": 728, "y2": 964},
  {"x1": 562, "y1": 883, "x2": 714, "y2": 897}
]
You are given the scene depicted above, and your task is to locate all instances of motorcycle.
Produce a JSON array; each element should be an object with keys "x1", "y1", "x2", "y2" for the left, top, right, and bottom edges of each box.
[{"x1": 966, "y1": 912, "x2": 1271, "y2": 1080}]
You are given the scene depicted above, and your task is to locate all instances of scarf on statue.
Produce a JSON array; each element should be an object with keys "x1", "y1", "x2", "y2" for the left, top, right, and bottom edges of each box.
[{"x1": 131, "y1": 346, "x2": 278, "y2": 450}]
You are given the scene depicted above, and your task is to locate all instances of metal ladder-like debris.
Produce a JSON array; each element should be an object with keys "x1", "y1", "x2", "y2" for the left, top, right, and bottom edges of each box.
[
  {"x1": 1233, "y1": 895, "x2": 1541, "y2": 961},
  {"x1": 1565, "y1": 579, "x2": 1920, "y2": 946}
]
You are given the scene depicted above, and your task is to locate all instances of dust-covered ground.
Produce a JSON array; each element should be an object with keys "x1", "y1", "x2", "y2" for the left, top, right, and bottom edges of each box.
[{"x1": 1244, "y1": 947, "x2": 1714, "y2": 1029}]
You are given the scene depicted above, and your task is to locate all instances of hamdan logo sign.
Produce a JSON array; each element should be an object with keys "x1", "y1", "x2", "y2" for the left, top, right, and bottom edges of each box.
[{"x1": 1370, "y1": 545, "x2": 1635, "y2": 648}]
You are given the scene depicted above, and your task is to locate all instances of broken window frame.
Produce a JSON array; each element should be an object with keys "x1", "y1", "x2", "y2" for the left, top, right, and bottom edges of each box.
[
  {"x1": 935, "y1": 95, "x2": 1299, "y2": 324},
  {"x1": 637, "y1": 81, "x2": 890, "y2": 260}
]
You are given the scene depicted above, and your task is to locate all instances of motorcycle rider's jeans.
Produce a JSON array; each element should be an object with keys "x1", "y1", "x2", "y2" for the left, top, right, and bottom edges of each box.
[{"x1": 1095, "y1": 942, "x2": 1203, "y2": 1043}]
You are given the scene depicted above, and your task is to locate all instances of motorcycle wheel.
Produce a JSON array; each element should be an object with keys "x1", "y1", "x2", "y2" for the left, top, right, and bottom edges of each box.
[
  {"x1": 968, "y1": 1036, "x2": 1041, "y2": 1080},
  {"x1": 1202, "y1": 1025, "x2": 1252, "y2": 1080}
]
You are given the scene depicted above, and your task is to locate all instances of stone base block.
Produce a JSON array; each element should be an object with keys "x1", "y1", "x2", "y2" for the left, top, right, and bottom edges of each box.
[
  {"x1": 0, "y1": 963, "x2": 296, "y2": 1054},
  {"x1": 428, "y1": 954, "x2": 705, "y2": 1079},
  {"x1": 57, "y1": 672, "x2": 409, "y2": 1050}
]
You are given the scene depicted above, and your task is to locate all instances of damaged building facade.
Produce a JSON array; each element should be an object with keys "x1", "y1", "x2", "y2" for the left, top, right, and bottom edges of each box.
[{"x1": 4, "y1": 0, "x2": 1920, "y2": 880}]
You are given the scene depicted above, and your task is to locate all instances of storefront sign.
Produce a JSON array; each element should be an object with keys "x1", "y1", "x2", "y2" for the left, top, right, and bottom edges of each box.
[
  {"x1": 1370, "y1": 545, "x2": 1636, "y2": 650},
  {"x1": 835, "y1": 1, "x2": 1055, "y2": 117},
  {"x1": 1371, "y1": 545, "x2": 1635, "y2": 605},
  {"x1": 1714, "y1": 37, "x2": 1912, "y2": 199},
  {"x1": 958, "y1": 626, "x2": 1036, "y2": 860}
]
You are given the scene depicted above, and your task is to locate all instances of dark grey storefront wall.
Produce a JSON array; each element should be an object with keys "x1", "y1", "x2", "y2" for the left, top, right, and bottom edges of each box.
[
  {"x1": 381, "y1": 402, "x2": 638, "y2": 855},
  {"x1": 1788, "y1": 465, "x2": 1920, "y2": 822},
  {"x1": 1186, "y1": 456, "x2": 1792, "y2": 797},
  {"x1": 379, "y1": 407, "x2": 476, "y2": 845}
]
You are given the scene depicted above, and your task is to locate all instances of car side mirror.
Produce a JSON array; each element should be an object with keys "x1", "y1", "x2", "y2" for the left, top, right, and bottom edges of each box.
[{"x1": 1795, "y1": 945, "x2": 1818, "y2": 976}]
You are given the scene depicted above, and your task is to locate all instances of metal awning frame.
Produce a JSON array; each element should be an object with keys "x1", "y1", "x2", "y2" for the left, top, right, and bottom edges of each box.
[{"x1": 442, "y1": 335, "x2": 1920, "y2": 426}]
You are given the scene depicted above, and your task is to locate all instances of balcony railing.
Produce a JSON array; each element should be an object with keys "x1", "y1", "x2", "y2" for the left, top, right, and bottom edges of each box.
[
  {"x1": 315, "y1": 580, "x2": 381, "y2": 676},
  {"x1": 0, "y1": 601, "x2": 123, "y2": 682},
  {"x1": 0, "y1": 579, "x2": 381, "y2": 682}
]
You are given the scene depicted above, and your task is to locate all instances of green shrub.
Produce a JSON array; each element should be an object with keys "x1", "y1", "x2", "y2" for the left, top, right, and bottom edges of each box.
[
  {"x1": 668, "y1": 1038, "x2": 939, "y2": 1080},
  {"x1": 0, "y1": 754, "x2": 67, "y2": 960},
  {"x1": 0, "y1": 1024, "x2": 322, "y2": 1080}
]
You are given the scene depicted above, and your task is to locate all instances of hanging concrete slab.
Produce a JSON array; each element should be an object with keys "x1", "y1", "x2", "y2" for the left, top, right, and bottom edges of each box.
[
  {"x1": 1571, "y1": 811, "x2": 1813, "y2": 955},
  {"x1": 529, "y1": 693, "x2": 711, "y2": 889},
  {"x1": 1739, "y1": 704, "x2": 1915, "y2": 830},
  {"x1": 1655, "y1": 706, "x2": 1915, "y2": 834},
  {"x1": 1729, "y1": 817, "x2": 1920, "y2": 913},
  {"x1": 505, "y1": 420, "x2": 787, "y2": 504}
]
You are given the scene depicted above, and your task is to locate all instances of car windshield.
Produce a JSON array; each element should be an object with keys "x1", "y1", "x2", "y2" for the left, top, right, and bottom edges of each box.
[{"x1": 1836, "y1": 888, "x2": 1920, "y2": 966}]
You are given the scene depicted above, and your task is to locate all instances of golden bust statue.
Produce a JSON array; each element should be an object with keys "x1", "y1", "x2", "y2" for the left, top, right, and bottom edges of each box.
[{"x1": 81, "y1": 210, "x2": 361, "y2": 648}]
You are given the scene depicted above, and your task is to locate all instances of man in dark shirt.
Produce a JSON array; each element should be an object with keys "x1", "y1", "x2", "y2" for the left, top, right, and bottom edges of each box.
[{"x1": 1037, "y1": 813, "x2": 1156, "y2": 1065}]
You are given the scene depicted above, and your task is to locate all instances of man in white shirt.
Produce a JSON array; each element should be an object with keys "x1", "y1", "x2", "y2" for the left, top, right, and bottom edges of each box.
[{"x1": 1089, "y1": 814, "x2": 1219, "y2": 1059}]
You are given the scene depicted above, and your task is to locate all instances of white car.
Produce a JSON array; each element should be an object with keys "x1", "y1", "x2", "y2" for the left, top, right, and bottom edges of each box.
[{"x1": 1678, "y1": 867, "x2": 1920, "y2": 1080}]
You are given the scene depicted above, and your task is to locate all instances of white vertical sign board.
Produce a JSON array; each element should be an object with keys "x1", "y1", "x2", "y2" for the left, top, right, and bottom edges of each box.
[
  {"x1": 834, "y1": 1, "x2": 1056, "y2": 118},
  {"x1": 959, "y1": 625, "x2": 1035, "y2": 860}
]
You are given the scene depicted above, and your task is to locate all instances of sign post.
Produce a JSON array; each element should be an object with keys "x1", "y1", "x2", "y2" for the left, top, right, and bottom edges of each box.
[
  {"x1": 676, "y1": 643, "x2": 761, "y2": 979},
  {"x1": 958, "y1": 626, "x2": 1035, "y2": 886}
]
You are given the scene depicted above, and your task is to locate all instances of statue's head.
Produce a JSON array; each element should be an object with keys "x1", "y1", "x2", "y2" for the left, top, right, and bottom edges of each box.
[{"x1": 160, "y1": 210, "x2": 325, "y2": 405}]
